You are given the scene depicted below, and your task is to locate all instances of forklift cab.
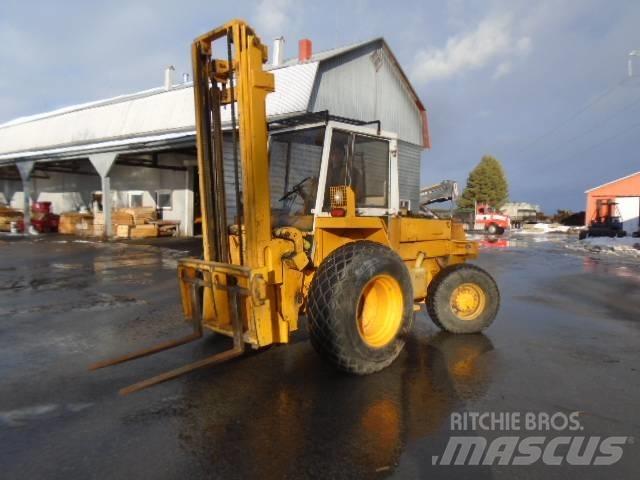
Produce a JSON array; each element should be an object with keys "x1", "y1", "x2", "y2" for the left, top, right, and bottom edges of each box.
[{"x1": 269, "y1": 120, "x2": 399, "y2": 231}]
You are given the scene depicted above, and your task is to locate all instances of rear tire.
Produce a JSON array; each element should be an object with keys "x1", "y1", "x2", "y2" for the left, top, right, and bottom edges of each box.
[
  {"x1": 427, "y1": 264, "x2": 499, "y2": 334},
  {"x1": 307, "y1": 241, "x2": 414, "y2": 374}
]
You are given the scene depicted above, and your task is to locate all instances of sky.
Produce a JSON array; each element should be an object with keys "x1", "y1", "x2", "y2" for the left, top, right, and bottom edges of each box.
[{"x1": 1, "y1": 0, "x2": 639, "y2": 213}]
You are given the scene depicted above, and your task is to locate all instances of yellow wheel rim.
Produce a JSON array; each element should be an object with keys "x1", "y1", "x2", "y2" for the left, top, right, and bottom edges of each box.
[
  {"x1": 357, "y1": 274, "x2": 404, "y2": 348},
  {"x1": 450, "y1": 283, "x2": 486, "y2": 321}
]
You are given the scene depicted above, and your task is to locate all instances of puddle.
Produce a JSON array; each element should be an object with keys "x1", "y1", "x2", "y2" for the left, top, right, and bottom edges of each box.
[
  {"x1": 0, "y1": 403, "x2": 94, "y2": 427},
  {"x1": 0, "y1": 292, "x2": 145, "y2": 317},
  {"x1": 0, "y1": 275, "x2": 88, "y2": 292},
  {"x1": 51, "y1": 263, "x2": 84, "y2": 271}
]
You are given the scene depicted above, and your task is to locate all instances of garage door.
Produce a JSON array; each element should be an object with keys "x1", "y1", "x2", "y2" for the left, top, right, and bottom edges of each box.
[{"x1": 616, "y1": 196, "x2": 640, "y2": 234}]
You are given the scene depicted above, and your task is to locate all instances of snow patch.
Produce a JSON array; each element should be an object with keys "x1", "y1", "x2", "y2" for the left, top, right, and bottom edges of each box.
[
  {"x1": 568, "y1": 236, "x2": 640, "y2": 257},
  {"x1": 518, "y1": 223, "x2": 575, "y2": 234}
]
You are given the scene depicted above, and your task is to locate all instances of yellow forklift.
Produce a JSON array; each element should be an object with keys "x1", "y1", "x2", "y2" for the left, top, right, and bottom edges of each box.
[{"x1": 91, "y1": 19, "x2": 500, "y2": 394}]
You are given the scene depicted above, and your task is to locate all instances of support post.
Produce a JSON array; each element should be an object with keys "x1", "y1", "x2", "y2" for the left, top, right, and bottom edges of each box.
[
  {"x1": 89, "y1": 153, "x2": 117, "y2": 238},
  {"x1": 3, "y1": 179, "x2": 10, "y2": 205},
  {"x1": 16, "y1": 161, "x2": 35, "y2": 235},
  {"x1": 184, "y1": 166, "x2": 195, "y2": 237},
  {"x1": 102, "y1": 176, "x2": 112, "y2": 237}
]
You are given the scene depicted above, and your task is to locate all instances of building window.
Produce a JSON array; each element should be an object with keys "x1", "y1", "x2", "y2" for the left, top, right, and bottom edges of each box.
[
  {"x1": 156, "y1": 190, "x2": 172, "y2": 210},
  {"x1": 128, "y1": 192, "x2": 144, "y2": 208}
]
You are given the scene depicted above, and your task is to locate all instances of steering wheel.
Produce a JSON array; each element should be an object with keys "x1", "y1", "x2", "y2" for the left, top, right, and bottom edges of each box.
[{"x1": 279, "y1": 176, "x2": 312, "y2": 202}]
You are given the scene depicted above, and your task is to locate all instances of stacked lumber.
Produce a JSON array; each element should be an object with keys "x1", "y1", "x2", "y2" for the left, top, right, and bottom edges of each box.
[
  {"x1": 112, "y1": 211, "x2": 135, "y2": 226},
  {"x1": 119, "y1": 207, "x2": 157, "y2": 226},
  {"x1": 0, "y1": 206, "x2": 23, "y2": 232},
  {"x1": 93, "y1": 211, "x2": 134, "y2": 226},
  {"x1": 153, "y1": 220, "x2": 180, "y2": 237},
  {"x1": 92, "y1": 224, "x2": 105, "y2": 237},
  {"x1": 58, "y1": 208, "x2": 177, "y2": 239},
  {"x1": 108, "y1": 208, "x2": 157, "y2": 239},
  {"x1": 58, "y1": 212, "x2": 94, "y2": 235},
  {"x1": 93, "y1": 210, "x2": 134, "y2": 237},
  {"x1": 115, "y1": 224, "x2": 132, "y2": 238},
  {"x1": 129, "y1": 224, "x2": 159, "y2": 239}
]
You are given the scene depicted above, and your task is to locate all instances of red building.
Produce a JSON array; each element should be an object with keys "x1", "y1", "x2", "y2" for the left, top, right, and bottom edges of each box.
[{"x1": 585, "y1": 171, "x2": 640, "y2": 233}]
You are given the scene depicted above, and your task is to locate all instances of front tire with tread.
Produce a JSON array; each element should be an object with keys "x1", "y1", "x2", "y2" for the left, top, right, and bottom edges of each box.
[
  {"x1": 427, "y1": 264, "x2": 499, "y2": 334},
  {"x1": 307, "y1": 241, "x2": 413, "y2": 374}
]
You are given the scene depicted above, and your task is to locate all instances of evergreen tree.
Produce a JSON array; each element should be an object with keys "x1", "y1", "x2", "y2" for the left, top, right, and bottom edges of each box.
[{"x1": 458, "y1": 155, "x2": 509, "y2": 209}]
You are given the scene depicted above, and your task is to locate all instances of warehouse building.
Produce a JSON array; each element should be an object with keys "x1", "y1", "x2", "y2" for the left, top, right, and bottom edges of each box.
[
  {"x1": 500, "y1": 202, "x2": 541, "y2": 222},
  {"x1": 585, "y1": 171, "x2": 640, "y2": 234},
  {"x1": 0, "y1": 37, "x2": 429, "y2": 237}
]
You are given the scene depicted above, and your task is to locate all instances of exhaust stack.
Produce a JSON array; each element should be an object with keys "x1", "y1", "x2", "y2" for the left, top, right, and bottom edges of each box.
[
  {"x1": 164, "y1": 65, "x2": 175, "y2": 91},
  {"x1": 273, "y1": 36, "x2": 284, "y2": 67},
  {"x1": 298, "y1": 39, "x2": 312, "y2": 62}
]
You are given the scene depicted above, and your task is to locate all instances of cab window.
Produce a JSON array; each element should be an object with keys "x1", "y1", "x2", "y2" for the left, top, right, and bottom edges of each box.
[
  {"x1": 269, "y1": 127, "x2": 325, "y2": 229},
  {"x1": 323, "y1": 131, "x2": 390, "y2": 211}
]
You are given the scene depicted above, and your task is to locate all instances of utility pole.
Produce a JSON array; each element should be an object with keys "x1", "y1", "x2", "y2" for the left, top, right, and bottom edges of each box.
[{"x1": 629, "y1": 50, "x2": 640, "y2": 77}]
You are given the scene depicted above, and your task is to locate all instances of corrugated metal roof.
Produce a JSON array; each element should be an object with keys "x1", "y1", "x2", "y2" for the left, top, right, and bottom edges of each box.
[
  {"x1": 0, "y1": 131, "x2": 195, "y2": 162},
  {"x1": 0, "y1": 35, "x2": 428, "y2": 161},
  {"x1": 0, "y1": 62, "x2": 318, "y2": 162},
  {"x1": 0, "y1": 86, "x2": 168, "y2": 129}
]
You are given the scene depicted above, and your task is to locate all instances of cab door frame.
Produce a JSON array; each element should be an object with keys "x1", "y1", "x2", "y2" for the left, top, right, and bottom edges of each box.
[{"x1": 312, "y1": 120, "x2": 399, "y2": 221}]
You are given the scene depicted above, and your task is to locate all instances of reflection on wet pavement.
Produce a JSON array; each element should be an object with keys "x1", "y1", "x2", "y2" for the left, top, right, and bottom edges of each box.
[
  {"x1": 170, "y1": 327, "x2": 495, "y2": 478},
  {"x1": 0, "y1": 234, "x2": 638, "y2": 479}
]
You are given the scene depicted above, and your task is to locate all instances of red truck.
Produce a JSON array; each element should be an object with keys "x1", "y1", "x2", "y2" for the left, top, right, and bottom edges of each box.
[
  {"x1": 454, "y1": 203, "x2": 511, "y2": 234},
  {"x1": 419, "y1": 182, "x2": 510, "y2": 235},
  {"x1": 472, "y1": 203, "x2": 511, "y2": 234}
]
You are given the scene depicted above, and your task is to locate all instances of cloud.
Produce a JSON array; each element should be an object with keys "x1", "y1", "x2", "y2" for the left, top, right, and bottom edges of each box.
[
  {"x1": 493, "y1": 62, "x2": 512, "y2": 79},
  {"x1": 515, "y1": 36, "x2": 532, "y2": 55},
  {"x1": 411, "y1": 14, "x2": 532, "y2": 85},
  {"x1": 255, "y1": 0, "x2": 293, "y2": 37}
]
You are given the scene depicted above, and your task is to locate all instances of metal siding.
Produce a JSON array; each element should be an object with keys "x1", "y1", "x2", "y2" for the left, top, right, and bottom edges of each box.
[
  {"x1": 312, "y1": 50, "x2": 377, "y2": 122},
  {"x1": 397, "y1": 141, "x2": 421, "y2": 212},
  {"x1": 223, "y1": 131, "x2": 324, "y2": 221},
  {"x1": 376, "y1": 49, "x2": 424, "y2": 147},
  {"x1": 311, "y1": 44, "x2": 423, "y2": 146},
  {"x1": 269, "y1": 140, "x2": 323, "y2": 206}
]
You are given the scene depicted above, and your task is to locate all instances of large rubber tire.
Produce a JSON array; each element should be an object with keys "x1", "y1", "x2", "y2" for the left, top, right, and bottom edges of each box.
[
  {"x1": 427, "y1": 264, "x2": 499, "y2": 334},
  {"x1": 307, "y1": 241, "x2": 414, "y2": 374},
  {"x1": 487, "y1": 223, "x2": 499, "y2": 235}
]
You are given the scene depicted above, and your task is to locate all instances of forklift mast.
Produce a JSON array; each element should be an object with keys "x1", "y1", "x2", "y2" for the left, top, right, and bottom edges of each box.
[{"x1": 192, "y1": 20, "x2": 274, "y2": 268}]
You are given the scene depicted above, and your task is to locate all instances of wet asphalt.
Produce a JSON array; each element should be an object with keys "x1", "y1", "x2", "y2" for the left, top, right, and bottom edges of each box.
[{"x1": 0, "y1": 233, "x2": 638, "y2": 479}]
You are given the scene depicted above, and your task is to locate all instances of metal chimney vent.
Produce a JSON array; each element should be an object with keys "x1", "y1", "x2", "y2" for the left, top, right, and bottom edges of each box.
[
  {"x1": 273, "y1": 37, "x2": 284, "y2": 67},
  {"x1": 164, "y1": 65, "x2": 175, "y2": 91}
]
